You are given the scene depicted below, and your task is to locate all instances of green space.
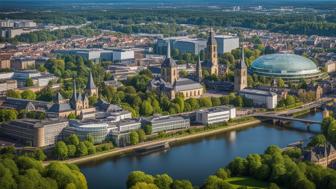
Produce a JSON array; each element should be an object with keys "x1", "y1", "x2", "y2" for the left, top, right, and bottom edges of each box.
[{"x1": 225, "y1": 177, "x2": 268, "y2": 189}]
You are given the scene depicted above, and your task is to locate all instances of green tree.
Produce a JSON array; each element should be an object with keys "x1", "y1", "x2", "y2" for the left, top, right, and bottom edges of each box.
[
  {"x1": 26, "y1": 78, "x2": 34, "y2": 87},
  {"x1": 54, "y1": 141, "x2": 68, "y2": 160},
  {"x1": 68, "y1": 134, "x2": 80, "y2": 146},
  {"x1": 130, "y1": 131, "x2": 139, "y2": 145},
  {"x1": 130, "y1": 182, "x2": 158, "y2": 189},
  {"x1": 171, "y1": 179, "x2": 193, "y2": 189},
  {"x1": 67, "y1": 113, "x2": 76, "y2": 120},
  {"x1": 127, "y1": 171, "x2": 154, "y2": 188},
  {"x1": 143, "y1": 124, "x2": 152, "y2": 135},
  {"x1": 34, "y1": 149, "x2": 46, "y2": 161},
  {"x1": 154, "y1": 174, "x2": 173, "y2": 189},
  {"x1": 140, "y1": 100, "x2": 154, "y2": 116},
  {"x1": 137, "y1": 129, "x2": 146, "y2": 142},
  {"x1": 7, "y1": 90, "x2": 21, "y2": 98},
  {"x1": 76, "y1": 142, "x2": 88, "y2": 157},
  {"x1": 215, "y1": 168, "x2": 230, "y2": 179},
  {"x1": 67, "y1": 145, "x2": 76, "y2": 157},
  {"x1": 21, "y1": 90, "x2": 36, "y2": 100},
  {"x1": 228, "y1": 157, "x2": 248, "y2": 176},
  {"x1": 308, "y1": 134, "x2": 326, "y2": 147}
]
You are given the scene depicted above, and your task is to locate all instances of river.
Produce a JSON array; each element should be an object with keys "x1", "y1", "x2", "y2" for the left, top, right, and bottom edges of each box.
[{"x1": 79, "y1": 112, "x2": 322, "y2": 189}]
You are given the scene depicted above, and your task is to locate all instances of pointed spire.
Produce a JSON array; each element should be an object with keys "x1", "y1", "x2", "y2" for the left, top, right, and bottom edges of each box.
[
  {"x1": 236, "y1": 47, "x2": 246, "y2": 69},
  {"x1": 86, "y1": 71, "x2": 96, "y2": 90},
  {"x1": 54, "y1": 92, "x2": 63, "y2": 104},
  {"x1": 73, "y1": 79, "x2": 77, "y2": 100},
  {"x1": 166, "y1": 41, "x2": 171, "y2": 58},
  {"x1": 196, "y1": 55, "x2": 202, "y2": 82}
]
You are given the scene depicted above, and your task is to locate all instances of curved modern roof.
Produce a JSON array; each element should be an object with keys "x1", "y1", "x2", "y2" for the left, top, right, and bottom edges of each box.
[{"x1": 250, "y1": 54, "x2": 321, "y2": 80}]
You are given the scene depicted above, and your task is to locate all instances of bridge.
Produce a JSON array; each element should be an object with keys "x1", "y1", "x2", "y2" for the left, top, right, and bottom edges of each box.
[
  {"x1": 256, "y1": 115, "x2": 322, "y2": 124},
  {"x1": 252, "y1": 98, "x2": 333, "y2": 125}
]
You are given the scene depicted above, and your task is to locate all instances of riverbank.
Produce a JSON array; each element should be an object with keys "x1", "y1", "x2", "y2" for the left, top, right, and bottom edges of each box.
[{"x1": 44, "y1": 119, "x2": 262, "y2": 166}]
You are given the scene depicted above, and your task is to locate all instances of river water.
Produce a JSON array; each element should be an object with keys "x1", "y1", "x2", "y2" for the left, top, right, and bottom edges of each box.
[{"x1": 80, "y1": 112, "x2": 322, "y2": 189}]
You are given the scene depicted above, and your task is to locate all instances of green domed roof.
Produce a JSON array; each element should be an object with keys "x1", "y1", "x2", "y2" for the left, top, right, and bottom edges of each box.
[{"x1": 251, "y1": 54, "x2": 319, "y2": 75}]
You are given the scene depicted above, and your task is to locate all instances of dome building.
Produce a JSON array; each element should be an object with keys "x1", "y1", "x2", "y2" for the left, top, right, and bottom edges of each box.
[{"x1": 250, "y1": 54, "x2": 324, "y2": 82}]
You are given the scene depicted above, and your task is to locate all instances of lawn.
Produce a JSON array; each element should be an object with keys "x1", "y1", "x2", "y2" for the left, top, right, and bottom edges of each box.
[{"x1": 224, "y1": 177, "x2": 269, "y2": 189}]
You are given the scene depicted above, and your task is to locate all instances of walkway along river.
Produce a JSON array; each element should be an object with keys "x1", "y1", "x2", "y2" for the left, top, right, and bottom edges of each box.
[{"x1": 79, "y1": 112, "x2": 322, "y2": 189}]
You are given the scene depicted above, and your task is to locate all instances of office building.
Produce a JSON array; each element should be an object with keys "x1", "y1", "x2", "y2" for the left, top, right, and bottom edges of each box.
[
  {"x1": 63, "y1": 120, "x2": 109, "y2": 144},
  {"x1": 142, "y1": 115, "x2": 190, "y2": 133},
  {"x1": 12, "y1": 69, "x2": 57, "y2": 87},
  {"x1": 195, "y1": 106, "x2": 236, "y2": 125},
  {"x1": 11, "y1": 56, "x2": 35, "y2": 70},
  {"x1": 1, "y1": 119, "x2": 68, "y2": 147},
  {"x1": 0, "y1": 80, "x2": 17, "y2": 94},
  {"x1": 215, "y1": 35, "x2": 240, "y2": 54},
  {"x1": 239, "y1": 88, "x2": 278, "y2": 109}
]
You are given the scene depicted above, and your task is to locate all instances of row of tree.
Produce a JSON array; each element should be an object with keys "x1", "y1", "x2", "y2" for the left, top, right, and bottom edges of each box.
[
  {"x1": 127, "y1": 145, "x2": 336, "y2": 189},
  {"x1": 0, "y1": 146, "x2": 88, "y2": 189}
]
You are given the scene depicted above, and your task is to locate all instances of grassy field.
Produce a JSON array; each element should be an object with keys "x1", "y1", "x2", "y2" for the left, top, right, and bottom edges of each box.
[{"x1": 225, "y1": 177, "x2": 269, "y2": 189}]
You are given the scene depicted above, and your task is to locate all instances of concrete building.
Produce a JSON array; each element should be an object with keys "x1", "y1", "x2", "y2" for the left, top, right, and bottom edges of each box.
[
  {"x1": 142, "y1": 115, "x2": 190, "y2": 133},
  {"x1": 239, "y1": 88, "x2": 278, "y2": 109},
  {"x1": 325, "y1": 60, "x2": 336, "y2": 73},
  {"x1": 112, "y1": 49, "x2": 135, "y2": 63},
  {"x1": 215, "y1": 35, "x2": 240, "y2": 54},
  {"x1": 11, "y1": 56, "x2": 35, "y2": 70},
  {"x1": 63, "y1": 120, "x2": 109, "y2": 144},
  {"x1": 12, "y1": 70, "x2": 57, "y2": 88},
  {"x1": 0, "y1": 19, "x2": 37, "y2": 28},
  {"x1": 0, "y1": 97, "x2": 52, "y2": 112},
  {"x1": 0, "y1": 80, "x2": 17, "y2": 95},
  {"x1": 195, "y1": 106, "x2": 236, "y2": 125},
  {"x1": 0, "y1": 57, "x2": 11, "y2": 69},
  {"x1": 0, "y1": 119, "x2": 68, "y2": 147},
  {"x1": 95, "y1": 99, "x2": 132, "y2": 121},
  {"x1": 173, "y1": 39, "x2": 207, "y2": 54}
]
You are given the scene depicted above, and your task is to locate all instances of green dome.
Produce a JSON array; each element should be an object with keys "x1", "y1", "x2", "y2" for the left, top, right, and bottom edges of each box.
[{"x1": 250, "y1": 54, "x2": 321, "y2": 81}]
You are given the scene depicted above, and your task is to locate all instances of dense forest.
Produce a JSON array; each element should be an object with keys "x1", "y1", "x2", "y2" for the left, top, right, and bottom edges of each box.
[{"x1": 1, "y1": 8, "x2": 336, "y2": 40}]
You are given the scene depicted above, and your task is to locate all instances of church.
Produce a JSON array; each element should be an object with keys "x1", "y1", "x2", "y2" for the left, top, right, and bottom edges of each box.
[
  {"x1": 149, "y1": 41, "x2": 204, "y2": 99},
  {"x1": 47, "y1": 72, "x2": 98, "y2": 119}
]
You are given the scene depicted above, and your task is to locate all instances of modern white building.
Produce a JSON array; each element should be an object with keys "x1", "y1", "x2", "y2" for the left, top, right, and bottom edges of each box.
[
  {"x1": 195, "y1": 106, "x2": 236, "y2": 125},
  {"x1": 112, "y1": 49, "x2": 135, "y2": 63},
  {"x1": 12, "y1": 70, "x2": 57, "y2": 88},
  {"x1": 239, "y1": 88, "x2": 278, "y2": 109},
  {"x1": 215, "y1": 35, "x2": 240, "y2": 54},
  {"x1": 142, "y1": 115, "x2": 190, "y2": 133}
]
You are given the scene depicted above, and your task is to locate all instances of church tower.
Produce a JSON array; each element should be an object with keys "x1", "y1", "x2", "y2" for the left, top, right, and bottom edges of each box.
[
  {"x1": 85, "y1": 71, "x2": 98, "y2": 97},
  {"x1": 161, "y1": 41, "x2": 178, "y2": 84},
  {"x1": 234, "y1": 47, "x2": 247, "y2": 92},
  {"x1": 207, "y1": 28, "x2": 218, "y2": 76},
  {"x1": 196, "y1": 55, "x2": 202, "y2": 82}
]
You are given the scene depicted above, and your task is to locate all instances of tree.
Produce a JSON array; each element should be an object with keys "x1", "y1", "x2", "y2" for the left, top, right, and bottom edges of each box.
[
  {"x1": 130, "y1": 131, "x2": 139, "y2": 145},
  {"x1": 143, "y1": 124, "x2": 152, "y2": 135},
  {"x1": 137, "y1": 129, "x2": 146, "y2": 142},
  {"x1": 26, "y1": 78, "x2": 34, "y2": 87},
  {"x1": 76, "y1": 142, "x2": 88, "y2": 157},
  {"x1": 130, "y1": 182, "x2": 159, "y2": 189},
  {"x1": 277, "y1": 78, "x2": 285, "y2": 88},
  {"x1": 228, "y1": 157, "x2": 248, "y2": 176},
  {"x1": 140, "y1": 100, "x2": 153, "y2": 116},
  {"x1": 154, "y1": 174, "x2": 173, "y2": 189},
  {"x1": 67, "y1": 113, "x2": 76, "y2": 120},
  {"x1": 308, "y1": 134, "x2": 326, "y2": 147},
  {"x1": 54, "y1": 141, "x2": 68, "y2": 160},
  {"x1": 215, "y1": 168, "x2": 230, "y2": 179},
  {"x1": 268, "y1": 183, "x2": 280, "y2": 189},
  {"x1": 211, "y1": 97, "x2": 221, "y2": 107},
  {"x1": 171, "y1": 180, "x2": 193, "y2": 189},
  {"x1": 127, "y1": 171, "x2": 154, "y2": 188},
  {"x1": 203, "y1": 175, "x2": 233, "y2": 189},
  {"x1": 34, "y1": 149, "x2": 46, "y2": 161},
  {"x1": 68, "y1": 134, "x2": 80, "y2": 146},
  {"x1": 7, "y1": 90, "x2": 21, "y2": 98},
  {"x1": 199, "y1": 97, "x2": 212, "y2": 107},
  {"x1": 67, "y1": 145, "x2": 76, "y2": 157},
  {"x1": 21, "y1": 90, "x2": 36, "y2": 100}
]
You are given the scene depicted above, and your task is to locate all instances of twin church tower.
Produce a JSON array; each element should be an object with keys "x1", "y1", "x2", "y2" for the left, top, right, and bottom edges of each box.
[{"x1": 199, "y1": 28, "x2": 247, "y2": 92}]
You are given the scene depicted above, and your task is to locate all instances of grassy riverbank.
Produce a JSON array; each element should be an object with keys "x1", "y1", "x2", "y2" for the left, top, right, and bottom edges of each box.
[{"x1": 44, "y1": 118, "x2": 261, "y2": 166}]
